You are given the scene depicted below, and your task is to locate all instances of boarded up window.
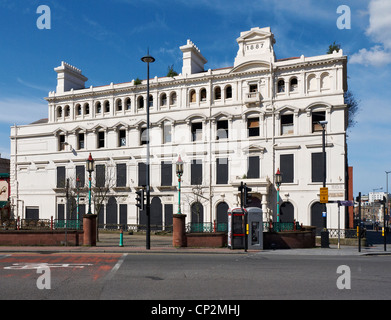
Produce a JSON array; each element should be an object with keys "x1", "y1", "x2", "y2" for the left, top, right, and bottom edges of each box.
[
  {"x1": 96, "y1": 164, "x2": 106, "y2": 188},
  {"x1": 247, "y1": 156, "x2": 259, "y2": 179},
  {"x1": 281, "y1": 114, "x2": 294, "y2": 135},
  {"x1": 191, "y1": 159, "x2": 202, "y2": 185},
  {"x1": 312, "y1": 111, "x2": 326, "y2": 132},
  {"x1": 26, "y1": 207, "x2": 39, "y2": 220},
  {"x1": 312, "y1": 152, "x2": 325, "y2": 183},
  {"x1": 138, "y1": 162, "x2": 146, "y2": 187},
  {"x1": 190, "y1": 90, "x2": 196, "y2": 103},
  {"x1": 57, "y1": 166, "x2": 66, "y2": 188},
  {"x1": 76, "y1": 165, "x2": 85, "y2": 187},
  {"x1": 280, "y1": 154, "x2": 294, "y2": 183},
  {"x1": 161, "y1": 161, "x2": 172, "y2": 186},
  {"x1": 216, "y1": 158, "x2": 228, "y2": 184},
  {"x1": 116, "y1": 163, "x2": 127, "y2": 187},
  {"x1": 248, "y1": 118, "x2": 259, "y2": 137}
]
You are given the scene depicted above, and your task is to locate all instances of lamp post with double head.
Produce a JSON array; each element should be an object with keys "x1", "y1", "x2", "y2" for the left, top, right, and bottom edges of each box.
[{"x1": 141, "y1": 51, "x2": 155, "y2": 250}]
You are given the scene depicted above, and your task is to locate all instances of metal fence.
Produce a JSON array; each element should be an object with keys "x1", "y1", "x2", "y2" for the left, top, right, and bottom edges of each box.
[
  {"x1": 263, "y1": 221, "x2": 301, "y2": 232},
  {"x1": 186, "y1": 222, "x2": 228, "y2": 233},
  {"x1": 328, "y1": 228, "x2": 363, "y2": 239}
]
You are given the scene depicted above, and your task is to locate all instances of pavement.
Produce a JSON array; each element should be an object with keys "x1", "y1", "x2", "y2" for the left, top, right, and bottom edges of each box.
[{"x1": 0, "y1": 232, "x2": 391, "y2": 256}]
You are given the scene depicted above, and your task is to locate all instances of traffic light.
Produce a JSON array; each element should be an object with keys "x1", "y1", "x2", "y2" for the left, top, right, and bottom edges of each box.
[
  {"x1": 243, "y1": 183, "x2": 252, "y2": 207},
  {"x1": 136, "y1": 189, "x2": 144, "y2": 211}
]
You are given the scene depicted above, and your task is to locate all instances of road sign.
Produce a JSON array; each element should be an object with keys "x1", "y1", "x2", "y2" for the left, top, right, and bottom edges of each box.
[
  {"x1": 320, "y1": 187, "x2": 328, "y2": 203},
  {"x1": 338, "y1": 200, "x2": 354, "y2": 207}
]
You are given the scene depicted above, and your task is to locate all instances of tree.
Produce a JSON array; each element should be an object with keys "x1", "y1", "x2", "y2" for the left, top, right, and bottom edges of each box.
[
  {"x1": 166, "y1": 65, "x2": 178, "y2": 77},
  {"x1": 327, "y1": 41, "x2": 341, "y2": 54},
  {"x1": 344, "y1": 90, "x2": 359, "y2": 130}
]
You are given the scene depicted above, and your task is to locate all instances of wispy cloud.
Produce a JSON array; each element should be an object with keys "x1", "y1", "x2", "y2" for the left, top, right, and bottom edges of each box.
[
  {"x1": 17, "y1": 78, "x2": 51, "y2": 93},
  {"x1": 0, "y1": 97, "x2": 47, "y2": 125}
]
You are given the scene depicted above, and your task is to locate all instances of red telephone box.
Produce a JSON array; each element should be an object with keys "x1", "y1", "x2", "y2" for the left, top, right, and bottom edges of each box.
[{"x1": 228, "y1": 208, "x2": 246, "y2": 249}]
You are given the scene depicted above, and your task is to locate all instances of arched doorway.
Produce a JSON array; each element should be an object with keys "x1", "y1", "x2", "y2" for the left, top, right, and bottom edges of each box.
[
  {"x1": 191, "y1": 202, "x2": 204, "y2": 224},
  {"x1": 249, "y1": 196, "x2": 261, "y2": 208},
  {"x1": 311, "y1": 201, "x2": 324, "y2": 235},
  {"x1": 216, "y1": 201, "x2": 229, "y2": 232},
  {"x1": 280, "y1": 202, "x2": 294, "y2": 223}
]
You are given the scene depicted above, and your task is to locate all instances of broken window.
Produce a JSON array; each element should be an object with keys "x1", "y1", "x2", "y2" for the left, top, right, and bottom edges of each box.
[
  {"x1": 191, "y1": 122, "x2": 202, "y2": 141},
  {"x1": 248, "y1": 118, "x2": 260, "y2": 137},
  {"x1": 281, "y1": 114, "x2": 294, "y2": 135},
  {"x1": 216, "y1": 120, "x2": 228, "y2": 140},
  {"x1": 290, "y1": 78, "x2": 298, "y2": 92},
  {"x1": 278, "y1": 79, "x2": 285, "y2": 93},
  {"x1": 312, "y1": 111, "x2": 326, "y2": 132}
]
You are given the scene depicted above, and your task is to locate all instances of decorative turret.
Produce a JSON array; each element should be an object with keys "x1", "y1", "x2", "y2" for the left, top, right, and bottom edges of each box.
[{"x1": 54, "y1": 61, "x2": 88, "y2": 93}]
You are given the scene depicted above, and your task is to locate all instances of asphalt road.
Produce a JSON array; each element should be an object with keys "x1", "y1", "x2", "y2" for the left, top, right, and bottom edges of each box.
[{"x1": 1, "y1": 252, "x2": 391, "y2": 302}]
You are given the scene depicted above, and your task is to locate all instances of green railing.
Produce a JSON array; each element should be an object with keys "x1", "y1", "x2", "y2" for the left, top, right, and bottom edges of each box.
[
  {"x1": 186, "y1": 222, "x2": 228, "y2": 233},
  {"x1": 54, "y1": 219, "x2": 82, "y2": 230},
  {"x1": 264, "y1": 222, "x2": 301, "y2": 232}
]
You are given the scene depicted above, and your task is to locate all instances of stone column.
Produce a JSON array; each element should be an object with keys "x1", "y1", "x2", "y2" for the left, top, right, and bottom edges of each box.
[
  {"x1": 83, "y1": 214, "x2": 97, "y2": 246},
  {"x1": 172, "y1": 214, "x2": 187, "y2": 247}
]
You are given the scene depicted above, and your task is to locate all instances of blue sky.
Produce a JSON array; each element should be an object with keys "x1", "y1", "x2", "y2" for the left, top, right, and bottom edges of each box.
[{"x1": 0, "y1": 0, "x2": 390, "y2": 196}]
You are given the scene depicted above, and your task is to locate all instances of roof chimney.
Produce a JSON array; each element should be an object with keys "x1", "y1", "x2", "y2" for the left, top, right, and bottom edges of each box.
[
  {"x1": 54, "y1": 61, "x2": 88, "y2": 93},
  {"x1": 180, "y1": 39, "x2": 207, "y2": 76}
]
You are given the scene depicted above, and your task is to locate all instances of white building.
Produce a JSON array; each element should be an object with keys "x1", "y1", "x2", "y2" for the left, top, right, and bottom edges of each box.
[{"x1": 10, "y1": 27, "x2": 349, "y2": 232}]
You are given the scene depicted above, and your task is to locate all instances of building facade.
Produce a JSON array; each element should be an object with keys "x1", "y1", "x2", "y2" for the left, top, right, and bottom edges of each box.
[{"x1": 10, "y1": 27, "x2": 348, "y2": 231}]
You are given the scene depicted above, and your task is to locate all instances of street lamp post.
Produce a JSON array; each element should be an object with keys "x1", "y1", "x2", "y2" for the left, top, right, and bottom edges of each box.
[
  {"x1": 141, "y1": 51, "x2": 155, "y2": 250},
  {"x1": 319, "y1": 120, "x2": 329, "y2": 248},
  {"x1": 86, "y1": 153, "x2": 94, "y2": 215},
  {"x1": 176, "y1": 156, "x2": 184, "y2": 214},
  {"x1": 275, "y1": 168, "x2": 282, "y2": 223},
  {"x1": 76, "y1": 176, "x2": 80, "y2": 229}
]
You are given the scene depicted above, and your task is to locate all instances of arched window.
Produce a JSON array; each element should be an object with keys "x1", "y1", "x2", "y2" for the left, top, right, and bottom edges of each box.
[
  {"x1": 125, "y1": 98, "x2": 131, "y2": 110},
  {"x1": 200, "y1": 88, "x2": 207, "y2": 102},
  {"x1": 170, "y1": 92, "x2": 177, "y2": 105},
  {"x1": 148, "y1": 94, "x2": 153, "y2": 108},
  {"x1": 214, "y1": 86, "x2": 221, "y2": 100},
  {"x1": 76, "y1": 104, "x2": 82, "y2": 116},
  {"x1": 104, "y1": 100, "x2": 110, "y2": 113},
  {"x1": 225, "y1": 85, "x2": 232, "y2": 99},
  {"x1": 189, "y1": 89, "x2": 196, "y2": 103},
  {"x1": 160, "y1": 93, "x2": 167, "y2": 107},
  {"x1": 96, "y1": 101, "x2": 102, "y2": 114},
  {"x1": 64, "y1": 105, "x2": 70, "y2": 117},
  {"x1": 56, "y1": 106, "x2": 62, "y2": 119},
  {"x1": 137, "y1": 96, "x2": 144, "y2": 109},
  {"x1": 290, "y1": 78, "x2": 298, "y2": 92},
  {"x1": 84, "y1": 103, "x2": 90, "y2": 115},
  {"x1": 116, "y1": 99, "x2": 122, "y2": 111},
  {"x1": 277, "y1": 79, "x2": 285, "y2": 93}
]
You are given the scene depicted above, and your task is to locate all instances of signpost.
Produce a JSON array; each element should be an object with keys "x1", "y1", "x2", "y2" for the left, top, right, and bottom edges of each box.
[{"x1": 320, "y1": 187, "x2": 328, "y2": 204}]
